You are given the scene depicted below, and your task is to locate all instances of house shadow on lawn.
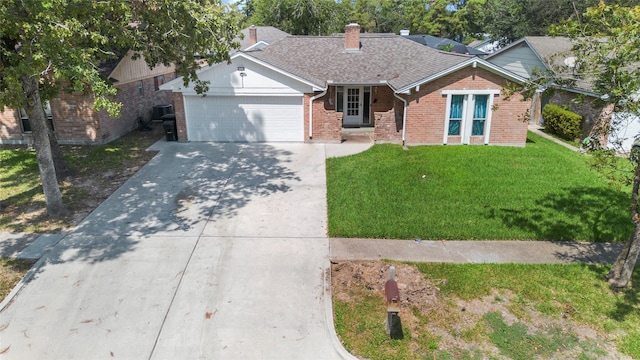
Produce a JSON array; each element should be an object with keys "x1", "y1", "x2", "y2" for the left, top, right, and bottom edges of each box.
[
  {"x1": 487, "y1": 186, "x2": 632, "y2": 242},
  {"x1": 41, "y1": 142, "x2": 300, "y2": 266}
]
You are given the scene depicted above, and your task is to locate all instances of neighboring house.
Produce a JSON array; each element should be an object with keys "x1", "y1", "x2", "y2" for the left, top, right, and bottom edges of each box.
[
  {"x1": 0, "y1": 50, "x2": 177, "y2": 145},
  {"x1": 161, "y1": 23, "x2": 531, "y2": 146},
  {"x1": 0, "y1": 25, "x2": 287, "y2": 146},
  {"x1": 485, "y1": 36, "x2": 625, "y2": 148},
  {"x1": 401, "y1": 31, "x2": 486, "y2": 56}
]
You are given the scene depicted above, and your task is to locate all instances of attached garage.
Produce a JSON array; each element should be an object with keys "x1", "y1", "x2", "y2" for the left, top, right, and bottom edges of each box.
[
  {"x1": 184, "y1": 95, "x2": 304, "y2": 142},
  {"x1": 160, "y1": 52, "x2": 322, "y2": 142}
]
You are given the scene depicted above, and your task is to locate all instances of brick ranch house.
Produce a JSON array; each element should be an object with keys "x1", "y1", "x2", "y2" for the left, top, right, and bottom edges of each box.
[
  {"x1": 161, "y1": 24, "x2": 532, "y2": 146},
  {"x1": 0, "y1": 50, "x2": 176, "y2": 145}
]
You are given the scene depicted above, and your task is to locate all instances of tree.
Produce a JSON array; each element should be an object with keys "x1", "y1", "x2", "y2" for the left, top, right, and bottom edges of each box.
[
  {"x1": 404, "y1": 0, "x2": 486, "y2": 42},
  {"x1": 550, "y1": 2, "x2": 640, "y2": 288},
  {"x1": 349, "y1": 0, "x2": 409, "y2": 33},
  {"x1": 246, "y1": 0, "x2": 345, "y2": 35},
  {"x1": 482, "y1": 0, "x2": 639, "y2": 45},
  {"x1": 0, "y1": 1, "x2": 242, "y2": 218}
]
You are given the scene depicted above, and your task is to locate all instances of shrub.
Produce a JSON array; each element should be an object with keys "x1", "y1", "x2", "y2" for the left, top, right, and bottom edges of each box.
[{"x1": 542, "y1": 104, "x2": 583, "y2": 141}]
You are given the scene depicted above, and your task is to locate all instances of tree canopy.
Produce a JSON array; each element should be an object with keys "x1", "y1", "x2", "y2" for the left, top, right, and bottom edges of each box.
[{"x1": 0, "y1": 0, "x2": 242, "y2": 217}]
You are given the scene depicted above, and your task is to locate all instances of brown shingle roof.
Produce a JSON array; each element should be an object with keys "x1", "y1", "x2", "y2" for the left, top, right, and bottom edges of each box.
[
  {"x1": 235, "y1": 26, "x2": 290, "y2": 52},
  {"x1": 245, "y1": 33, "x2": 472, "y2": 90}
]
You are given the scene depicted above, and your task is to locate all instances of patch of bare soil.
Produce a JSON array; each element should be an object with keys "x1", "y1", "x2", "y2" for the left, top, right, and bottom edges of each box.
[
  {"x1": 1, "y1": 124, "x2": 164, "y2": 232},
  {"x1": 332, "y1": 261, "x2": 629, "y2": 359}
]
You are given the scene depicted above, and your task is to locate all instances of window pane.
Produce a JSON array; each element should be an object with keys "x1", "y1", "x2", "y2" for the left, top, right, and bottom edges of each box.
[
  {"x1": 21, "y1": 118, "x2": 32, "y2": 133},
  {"x1": 448, "y1": 119, "x2": 461, "y2": 135},
  {"x1": 336, "y1": 87, "x2": 344, "y2": 112},
  {"x1": 449, "y1": 95, "x2": 464, "y2": 119},
  {"x1": 474, "y1": 95, "x2": 488, "y2": 119},
  {"x1": 472, "y1": 120, "x2": 485, "y2": 135}
]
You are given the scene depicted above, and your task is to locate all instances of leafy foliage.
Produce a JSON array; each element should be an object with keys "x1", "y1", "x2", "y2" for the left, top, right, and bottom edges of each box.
[
  {"x1": 542, "y1": 104, "x2": 583, "y2": 141},
  {"x1": 0, "y1": 1, "x2": 242, "y2": 114}
]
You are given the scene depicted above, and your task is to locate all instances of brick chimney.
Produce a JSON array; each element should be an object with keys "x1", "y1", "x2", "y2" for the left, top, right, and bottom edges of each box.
[
  {"x1": 249, "y1": 25, "x2": 257, "y2": 46},
  {"x1": 345, "y1": 23, "x2": 360, "y2": 51}
]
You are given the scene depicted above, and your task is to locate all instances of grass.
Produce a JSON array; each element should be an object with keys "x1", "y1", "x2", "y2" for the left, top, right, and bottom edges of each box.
[
  {"x1": 0, "y1": 125, "x2": 162, "y2": 232},
  {"x1": 0, "y1": 257, "x2": 35, "y2": 301},
  {"x1": 333, "y1": 262, "x2": 640, "y2": 359},
  {"x1": 327, "y1": 131, "x2": 633, "y2": 241}
]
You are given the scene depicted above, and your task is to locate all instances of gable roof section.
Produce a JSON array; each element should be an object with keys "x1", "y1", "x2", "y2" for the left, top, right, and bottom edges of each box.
[
  {"x1": 395, "y1": 57, "x2": 527, "y2": 94},
  {"x1": 159, "y1": 51, "x2": 323, "y2": 93},
  {"x1": 487, "y1": 36, "x2": 595, "y2": 95},
  {"x1": 244, "y1": 34, "x2": 476, "y2": 91}
]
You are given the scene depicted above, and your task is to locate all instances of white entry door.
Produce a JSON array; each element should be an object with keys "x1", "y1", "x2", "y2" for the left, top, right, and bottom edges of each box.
[{"x1": 342, "y1": 87, "x2": 362, "y2": 126}]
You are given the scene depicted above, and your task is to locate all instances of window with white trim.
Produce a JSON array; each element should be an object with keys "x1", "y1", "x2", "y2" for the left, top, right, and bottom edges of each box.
[
  {"x1": 472, "y1": 95, "x2": 488, "y2": 136},
  {"x1": 447, "y1": 95, "x2": 464, "y2": 136},
  {"x1": 443, "y1": 90, "x2": 497, "y2": 144}
]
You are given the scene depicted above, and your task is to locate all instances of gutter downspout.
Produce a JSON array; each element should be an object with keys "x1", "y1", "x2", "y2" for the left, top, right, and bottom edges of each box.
[
  {"x1": 309, "y1": 88, "x2": 328, "y2": 139},
  {"x1": 393, "y1": 92, "x2": 408, "y2": 145}
]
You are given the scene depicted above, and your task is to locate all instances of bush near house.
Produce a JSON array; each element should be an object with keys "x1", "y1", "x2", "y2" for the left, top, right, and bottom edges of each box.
[{"x1": 542, "y1": 104, "x2": 583, "y2": 141}]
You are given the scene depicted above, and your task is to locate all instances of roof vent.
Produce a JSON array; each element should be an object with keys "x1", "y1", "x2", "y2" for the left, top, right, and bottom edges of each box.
[{"x1": 400, "y1": 29, "x2": 410, "y2": 36}]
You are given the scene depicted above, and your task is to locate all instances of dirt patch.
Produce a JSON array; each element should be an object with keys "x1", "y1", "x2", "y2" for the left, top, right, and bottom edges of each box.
[{"x1": 332, "y1": 260, "x2": 629, "y2": 360}]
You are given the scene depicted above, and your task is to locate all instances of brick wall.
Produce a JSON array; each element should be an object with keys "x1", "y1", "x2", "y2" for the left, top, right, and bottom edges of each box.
[
  {"x1": 50, "y1": 91, "x2": 100, "y2": 144},
  {"x1": 0, "y1": 107, "x2": 23, "y2": 143},
  {"x1": 99, "y1": 73, "x2": 176, "y2": 143},
  {"x1": 403, "y1": 67, "x2": 529, "y2": 146},
  {"x1": 1, "y1": 72, "x2": 176, "y2": 145},
  {"x1": 307, "y1": 91, "x2": 342, "y2": 142},
  {"x1": 372, "y1": 86, "x2": 402, "y2": 142},
  {"x1": 307, "y1": 70, "x2": 529, "y2": 146}
]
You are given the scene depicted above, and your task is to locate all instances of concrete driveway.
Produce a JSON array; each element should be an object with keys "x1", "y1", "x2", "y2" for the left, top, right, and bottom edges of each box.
[{"x1": 0, "y1": 142, "x2": 352, "y2": 359}]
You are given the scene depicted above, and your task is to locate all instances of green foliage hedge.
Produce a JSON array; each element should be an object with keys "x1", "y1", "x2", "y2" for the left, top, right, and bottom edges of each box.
[{"x1": 542, "y1": 104, "x2": 583, "y2": 141}]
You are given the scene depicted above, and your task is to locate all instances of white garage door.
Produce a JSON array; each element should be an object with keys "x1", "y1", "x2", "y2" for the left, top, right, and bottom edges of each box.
[{"x1": 184, "y1": 96, "x2": 304, "y2": 142}]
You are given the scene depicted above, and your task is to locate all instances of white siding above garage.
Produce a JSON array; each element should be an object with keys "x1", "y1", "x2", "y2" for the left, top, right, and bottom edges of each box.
[{"x1": 184, "y1": 95, "x2": 304, "y2": 142}]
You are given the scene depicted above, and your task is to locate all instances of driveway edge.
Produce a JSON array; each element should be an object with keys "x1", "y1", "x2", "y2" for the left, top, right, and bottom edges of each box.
[{"x1": 323, "y1": 261, "x2": 359, "y2": 360}]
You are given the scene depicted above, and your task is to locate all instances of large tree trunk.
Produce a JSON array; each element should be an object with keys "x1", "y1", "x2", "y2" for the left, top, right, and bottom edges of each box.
[
  {"x1": 20, "y1": 75, "x2": 68, "y2": 218},
  {"x1": 607, "y1": 162, "x2": 640, "y2": 288}
]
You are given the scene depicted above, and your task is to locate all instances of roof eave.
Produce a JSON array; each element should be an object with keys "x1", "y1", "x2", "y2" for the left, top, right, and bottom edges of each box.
[{"x1": 395, "y1": 57, "x2": 527, "y2": 94}]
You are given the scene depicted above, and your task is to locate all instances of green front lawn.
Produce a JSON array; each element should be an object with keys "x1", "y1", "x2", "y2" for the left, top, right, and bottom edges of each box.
[
  {"x1": 0, "y1": 124, "x2": 163, "y2": 232},
  {"x1": 327, "y1": 132, "x2": 632, "y2": 241}
]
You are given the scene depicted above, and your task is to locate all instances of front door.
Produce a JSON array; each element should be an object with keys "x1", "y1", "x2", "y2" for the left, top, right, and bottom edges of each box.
[{"x1": 342, "y1": 87, "x2": 362, "y2": 126}]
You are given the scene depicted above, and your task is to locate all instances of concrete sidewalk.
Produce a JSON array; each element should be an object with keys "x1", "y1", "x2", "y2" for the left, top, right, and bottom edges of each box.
[{"x1": 330, "y1": 238, "x2": 629, "y2": 264}]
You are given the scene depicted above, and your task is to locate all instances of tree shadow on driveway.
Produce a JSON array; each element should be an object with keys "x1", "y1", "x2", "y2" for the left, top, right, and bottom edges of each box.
[{"x1": 42, "y1": 143, "x2": 303, "y2": 266}]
